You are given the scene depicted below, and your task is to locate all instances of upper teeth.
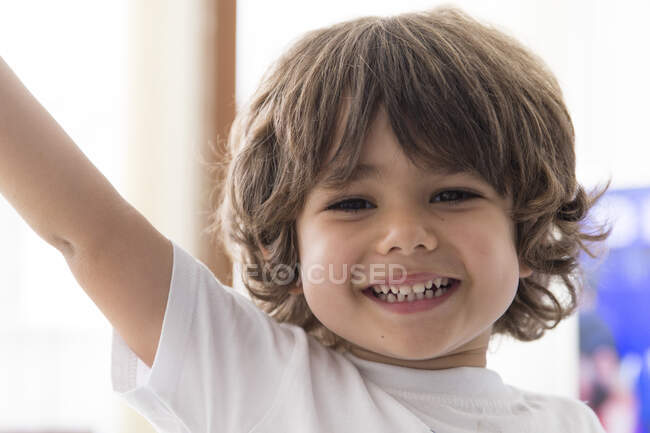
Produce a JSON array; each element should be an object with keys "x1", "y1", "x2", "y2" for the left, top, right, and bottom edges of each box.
[{"x1": 371, "y1": 278, "x2": 450, "y2": 295}]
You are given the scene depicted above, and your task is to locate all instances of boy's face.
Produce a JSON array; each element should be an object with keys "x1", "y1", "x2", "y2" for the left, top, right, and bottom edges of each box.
[{"x1": 293, "y1": 107, "x2": 532, "y2": 370}]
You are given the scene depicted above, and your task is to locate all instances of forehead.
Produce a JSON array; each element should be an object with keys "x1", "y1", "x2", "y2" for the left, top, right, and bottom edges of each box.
[
  {"x1": 315, "y1": 106, "x2": 469, "y2": 191},
  {"x1": 317, "y1": 161, "x2": 467, "y2": 191}
]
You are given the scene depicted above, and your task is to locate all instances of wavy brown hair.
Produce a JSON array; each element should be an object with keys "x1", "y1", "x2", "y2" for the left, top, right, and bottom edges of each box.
[{"x1": 206, "y1": 6, "x2": 611, "y2": 352}]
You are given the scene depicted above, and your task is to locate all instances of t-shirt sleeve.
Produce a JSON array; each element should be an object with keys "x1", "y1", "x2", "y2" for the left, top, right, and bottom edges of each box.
[
  {"x1": 579, "y1": 400, "x2": 607, "y2": 433},
  {"x1": 110, "y1": 240, "x2": 298, "y2": 432},
  {"x1": 544, "y1": 394, "x2": 607, "y2": 433}
]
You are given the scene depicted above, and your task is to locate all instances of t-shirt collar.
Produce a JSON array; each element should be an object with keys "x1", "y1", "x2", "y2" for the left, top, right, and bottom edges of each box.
[{"x1": 343, "y1": 351, "x2": 516, "y2": 400}]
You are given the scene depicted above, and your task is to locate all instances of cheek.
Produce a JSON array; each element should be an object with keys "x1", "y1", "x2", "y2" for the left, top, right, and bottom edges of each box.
[
  {"x1": 296, "y1": 222, "x2": 368, "y2": 323},
  {"x1": 458, "y1": 216, "x2": 520, "y2": 287},
  {"x1": 299, "y1": 259, "x2": 360, "y2": 333},
  {"x1": 298, "y1": 221, "x2": 361, "y2": 269}
]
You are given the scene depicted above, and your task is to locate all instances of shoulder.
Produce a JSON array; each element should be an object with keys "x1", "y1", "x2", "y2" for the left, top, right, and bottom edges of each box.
[{"x1": 515, "y1": 388, "x2": 605, "y2": 432}]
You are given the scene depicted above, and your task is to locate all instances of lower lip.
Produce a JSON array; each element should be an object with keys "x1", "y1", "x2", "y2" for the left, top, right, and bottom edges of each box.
[{"x1": 362, "y1": 280, "x2": 459, "y2": 314}]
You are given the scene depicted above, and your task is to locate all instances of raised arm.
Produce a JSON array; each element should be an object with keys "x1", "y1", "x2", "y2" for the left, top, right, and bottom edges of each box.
[{"x1": 0, "y1": 57, "x2": 171, "y2": 367}]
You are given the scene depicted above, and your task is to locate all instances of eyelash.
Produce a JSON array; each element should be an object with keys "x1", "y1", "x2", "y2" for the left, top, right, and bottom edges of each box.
[{"x1": 326, "y1": 190, "x2": 479, "y2": 213}]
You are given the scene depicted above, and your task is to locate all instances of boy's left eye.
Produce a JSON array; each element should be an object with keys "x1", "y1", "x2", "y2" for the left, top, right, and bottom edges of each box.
[
  {"x1": 326, "y1": 190, "x2": 479, "y2": 213},
  {"x1": 431, "y1": 190, "x2": 478, "y2": 203}
]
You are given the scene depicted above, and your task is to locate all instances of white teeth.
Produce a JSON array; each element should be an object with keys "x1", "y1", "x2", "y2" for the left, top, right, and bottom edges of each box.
[
  {"x1": 412, "y1": 282, "x2": 426, "y2": 293},
  {"x1": 372, "y1": 280, "x2": 455, "y2": 304},
  {"x1": 374, "y1": 280, "x2": 454, "y2": 295},
  {"x1": 398, "y1": 285, "x2": 412, "y2": 295}
]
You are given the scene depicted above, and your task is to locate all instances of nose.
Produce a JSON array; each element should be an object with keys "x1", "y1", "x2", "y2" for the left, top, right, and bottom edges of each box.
[{"x1": 376, "y1": 208, "x2": 438, "y2": 255}]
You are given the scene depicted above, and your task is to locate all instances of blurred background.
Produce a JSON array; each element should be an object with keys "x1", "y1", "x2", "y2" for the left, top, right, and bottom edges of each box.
[{"x1": 0, "y1": 0, "x2": 648, "y2": 432}]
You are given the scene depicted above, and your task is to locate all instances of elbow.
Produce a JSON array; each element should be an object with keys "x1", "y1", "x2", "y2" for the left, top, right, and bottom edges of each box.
[{"x1": 52, "y1": 235, "x2": 75, "y2": 258}]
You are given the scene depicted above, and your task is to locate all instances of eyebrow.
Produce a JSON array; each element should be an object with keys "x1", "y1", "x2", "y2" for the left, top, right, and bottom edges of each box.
[{"x1": 319, "y1": 162, "x2": 464, "y2": 190}]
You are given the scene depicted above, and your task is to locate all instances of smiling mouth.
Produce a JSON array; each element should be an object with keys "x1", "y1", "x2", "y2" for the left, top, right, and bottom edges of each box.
[{"x1": 362, "y1": 278, "x2": 459, "y2": 303}]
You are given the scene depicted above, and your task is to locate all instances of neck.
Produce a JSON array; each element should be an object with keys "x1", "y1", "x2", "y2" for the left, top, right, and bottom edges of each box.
[{"x1": 347, "y1": 331, "x2": 491, "y2": 370}]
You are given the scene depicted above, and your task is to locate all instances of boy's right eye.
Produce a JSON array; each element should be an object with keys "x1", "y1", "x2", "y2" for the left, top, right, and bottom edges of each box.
[{"x1": 326, "y1": 198, "x2": 375, "y2": 213}]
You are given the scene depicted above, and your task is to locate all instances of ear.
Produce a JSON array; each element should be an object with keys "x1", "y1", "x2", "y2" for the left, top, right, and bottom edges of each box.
[
  {"x1": 518, "y1": 261, "x2": 533, "y2": 279},
  {"x1": 258, "y1": 241, "x2": 303, "y2": 295},
  {"x1": 288, "y1": 273, "x2": 303, "y2": 295},
  {"x1": 258, "y1": 242, "x2": 271, "y2": 261}
]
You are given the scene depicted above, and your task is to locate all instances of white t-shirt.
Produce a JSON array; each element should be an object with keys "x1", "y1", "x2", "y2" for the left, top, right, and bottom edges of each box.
[{"x1": 111, "y1": 240, "x2": 605, "y2": 433}]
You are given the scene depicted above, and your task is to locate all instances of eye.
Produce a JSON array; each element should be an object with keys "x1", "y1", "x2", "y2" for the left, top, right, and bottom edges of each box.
[
  {"x1": 431, "y1": 190, "x2": 479, "y2": 204},
  {"x1": 326, "y1": 198, "x2": 375, "y2": 213},
  {"x1": 326, "y1": 190, "x2": 479, "y2": 213}
]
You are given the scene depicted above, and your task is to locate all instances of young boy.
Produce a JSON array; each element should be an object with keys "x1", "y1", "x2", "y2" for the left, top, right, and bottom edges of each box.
[{"x1": 0, "y1": 6, "x2": 609, "y2": 432}]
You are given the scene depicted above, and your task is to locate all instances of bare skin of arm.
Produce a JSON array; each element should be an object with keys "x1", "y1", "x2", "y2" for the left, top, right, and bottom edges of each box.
[{"x1": 0, "y1": 57, "x2": 171, "y2": 368}]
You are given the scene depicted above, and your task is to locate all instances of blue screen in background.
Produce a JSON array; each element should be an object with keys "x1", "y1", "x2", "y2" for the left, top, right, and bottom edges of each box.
[{"x1": 580, "y1": 186, "x2": 650, "y2": 433}]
